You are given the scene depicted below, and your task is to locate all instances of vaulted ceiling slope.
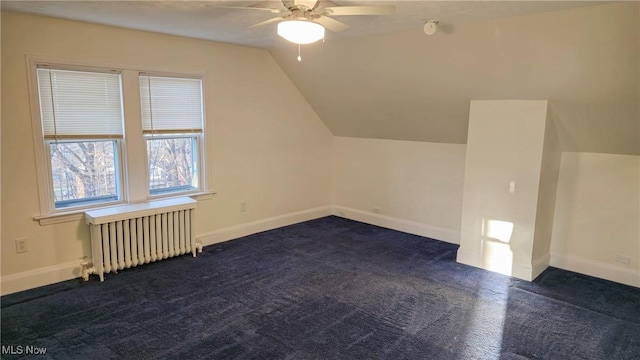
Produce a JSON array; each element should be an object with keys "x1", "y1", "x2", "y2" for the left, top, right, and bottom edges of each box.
[
  {"x1": 270, "y1": 2, "x2": 640, "y2": 155},
  {"x1": 2, "y1": 1, "x2": 637, "y2": 155}
]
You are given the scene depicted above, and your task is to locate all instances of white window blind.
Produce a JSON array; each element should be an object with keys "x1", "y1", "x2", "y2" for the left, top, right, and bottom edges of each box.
[
  {"x1": 139, "y1": 75, "x2": 203, "y2": 134},
  {"x1": 37, "y1": 67, "x2": 124, "y2": 139}
]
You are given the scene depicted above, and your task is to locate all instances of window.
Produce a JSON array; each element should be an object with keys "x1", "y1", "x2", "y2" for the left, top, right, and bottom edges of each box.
[
  {"x1": 36, "y1": 67, "x2": 124, "y2": 209},
  {"x1": 49, "y1": 141, "x2": 120, "y2": 208},
  {"x1": 139, "y1": 75, "x2": 204, "y2": 196},
  {"x1": 30, "y1": 59, "x2": 207, "y2": 217}
]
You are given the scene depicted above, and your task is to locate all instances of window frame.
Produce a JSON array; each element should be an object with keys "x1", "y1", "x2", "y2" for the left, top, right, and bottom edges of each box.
[{"x1": 26, "y1": 56, "x2": 209, "y2": 219}]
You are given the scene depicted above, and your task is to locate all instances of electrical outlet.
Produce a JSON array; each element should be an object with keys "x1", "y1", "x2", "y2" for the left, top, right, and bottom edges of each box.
[
  {"x1": 240, "y1": 201, "x2": 247, "y2": 212},
  {"x1": 615, "y1": 255, "x2": 631, "y2": 265},
  {"x1": 373, "y1": 207, "x2": 380, "y2": 214},
  {"x1": 15, "y1": 238, "x2": 27, "y2": 253}
]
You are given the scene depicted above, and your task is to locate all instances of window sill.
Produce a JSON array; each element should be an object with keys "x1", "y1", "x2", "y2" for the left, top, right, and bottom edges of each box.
[
  {"x1": 150, "y1": 190, "x2": 217, "y2": 202},
  {"x1": 190, "y1": 191, "x2": 216, "y2": 201},
  {"x1": 34, "y1": 211, "x2": 85, "y2": 226},
  {"x1": 34, "y1": 190, "x2": 216, "y2": 226}
]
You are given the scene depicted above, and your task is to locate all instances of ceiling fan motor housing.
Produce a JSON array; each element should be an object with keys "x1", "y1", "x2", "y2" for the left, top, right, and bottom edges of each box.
[{"x1": 283, "y1": 0, "x2": 319, "y2": 12}]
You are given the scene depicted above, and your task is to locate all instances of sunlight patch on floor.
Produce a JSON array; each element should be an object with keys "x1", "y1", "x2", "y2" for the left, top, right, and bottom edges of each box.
[{"x1": 460, "y1": 273, "x2": 510, "y2": 359}]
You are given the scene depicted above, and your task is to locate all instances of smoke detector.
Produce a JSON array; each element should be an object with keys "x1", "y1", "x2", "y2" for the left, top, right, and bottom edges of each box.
[{"x1": 423, "y1": 20, "x2": 439, "y2": 35}]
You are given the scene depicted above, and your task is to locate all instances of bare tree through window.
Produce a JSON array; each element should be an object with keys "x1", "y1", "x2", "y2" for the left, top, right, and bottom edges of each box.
[
  {"x1": 49, "y1": 140, "x2": 118, "y2": 207},
  {"x1": 147, "y1": 137, "x2": 197, "y2": 194}
]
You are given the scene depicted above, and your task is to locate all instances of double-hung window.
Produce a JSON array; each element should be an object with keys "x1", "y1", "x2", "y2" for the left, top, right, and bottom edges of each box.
[
  {"x1": 36, "y1": 66, "x2": 124, "y2": 210},
  {"x1": 139, "y1": 75, "x2": 204, "y2": 196},
  {"x1": 31, "y1": 60, "x2": 206, "y2": 219}
]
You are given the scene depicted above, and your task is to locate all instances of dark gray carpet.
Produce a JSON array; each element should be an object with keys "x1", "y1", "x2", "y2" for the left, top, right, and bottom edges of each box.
[{"x1": 1, "y1": 216, "x2": 639, "y2": 359}]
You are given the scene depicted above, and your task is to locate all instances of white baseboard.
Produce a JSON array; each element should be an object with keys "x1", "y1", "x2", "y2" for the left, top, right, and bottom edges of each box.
[
  {"x1": 510, "y1": 255, "x2": 550, "y2": 281},
  {"x1": 531, "y1": 253, "x2": 551, "y2": 280},
  {"x1": 456, "y1": 247, "x2": 550, "y2": 282},
  {"x1": 550, "y1": 253, "x2": 640, "y2": 288},
  {"x1": 1, "y1": 205, "x2": 457, "y2": 297},
  {"x1": 456, "y1": 247, "x2": 528, "y2": 280},
  {"x1": 6, "y1": 208, "x2": 635, "y2": 296},
  {"x1": 196, "y1": 206, "x2": 333, "y2": 247},
  {"x1": 1, "y1": 206, "x2": 332, "y2": 296},
  {"x1": 332, "y1": 206, "x2": 460, "y2": 244},
  {"x1": 1, "y1": 261, "x2": 80, "y2": 296},
  {"x1": 511, "y1": 262, "x2": 534, "y2": 281}
]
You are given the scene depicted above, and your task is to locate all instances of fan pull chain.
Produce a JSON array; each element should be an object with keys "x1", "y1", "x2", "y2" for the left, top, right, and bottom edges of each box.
[{"x1": 297, "y1": 44, "x2": 302, "y2": 62}]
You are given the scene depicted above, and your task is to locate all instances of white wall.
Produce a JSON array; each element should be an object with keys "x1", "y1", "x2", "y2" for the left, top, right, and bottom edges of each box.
[
  {"x1": 332, "y1": 116, "x2": 638, "y2": 288},
  {"x1": 332, "y1": 137, "x2": 466, "y2": 244},
  {"x1": 0, "y1": 12, "x2": 333, "y2": 293},
  {"x1": 457, "y1": 100, "x2": 549, "y2": 281},
  {"x1": 532, "y1": 114, "x2": 561, "y2": 261},
  {"x1": 550, "y1": 152, "x2": 640, "y2": 287}
]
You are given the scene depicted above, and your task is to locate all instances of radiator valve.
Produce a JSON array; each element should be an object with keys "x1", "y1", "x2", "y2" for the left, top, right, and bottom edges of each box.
[
  {"x1": 80, "y1": 257, "x2": 96, "y2": 282},
  {"x1": 196, "y1": 240, "x2": 203, "y2": 254}
]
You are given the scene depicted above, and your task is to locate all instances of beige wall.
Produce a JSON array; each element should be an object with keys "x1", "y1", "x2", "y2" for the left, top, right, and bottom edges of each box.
[
  {"x1": 550, "y1": 152, "x2": 640, "y2": 287},
  {"x1": 332, "y1": 137, "x2": 466, "y2": 243},
  {"x1": 1, "y1": 12, "x2": 333, "y2": 280}
]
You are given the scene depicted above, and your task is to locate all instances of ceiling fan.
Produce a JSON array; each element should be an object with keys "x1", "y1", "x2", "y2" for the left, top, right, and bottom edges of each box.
[{"x1": 218, "y1": 0, "x2": 396, "y2": 45}]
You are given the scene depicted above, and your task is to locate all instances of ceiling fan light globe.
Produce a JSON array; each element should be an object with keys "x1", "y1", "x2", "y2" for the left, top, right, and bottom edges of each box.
[{"x1": 277, "y1": 20, "x2": 325, "y2": 44}]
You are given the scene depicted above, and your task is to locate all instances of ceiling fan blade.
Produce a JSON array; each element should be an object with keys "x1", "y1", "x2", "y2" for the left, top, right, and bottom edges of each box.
[
  {"x1": 249, "y1": 17, "x2": 284, "y2": 28},
  {"x1": 213, "y1": 6, "x2": 285, "y2": 14},
  {"x1": 314, "y1": 15, "x2": 349, "y2": 32},
  {"x1": 322, "y1": 5, "x2": 396, "y2": 16}
]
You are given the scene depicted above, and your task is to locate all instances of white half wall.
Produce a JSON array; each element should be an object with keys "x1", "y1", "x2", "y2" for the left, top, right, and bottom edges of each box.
[
  {"x1": 332, "y1": 137, "x2": 466, "y2": 244},
  {"x1": 550, "y1": 152, "x2": 640, "y2": 287},
  {"x1": 457, "y1": 100, "x2": 549, "y2": 281}
]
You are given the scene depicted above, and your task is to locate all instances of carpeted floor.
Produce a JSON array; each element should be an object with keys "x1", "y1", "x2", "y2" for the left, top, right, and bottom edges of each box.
[{"x1": 2, "y1": 216, "x2": 639, "y2": 359}]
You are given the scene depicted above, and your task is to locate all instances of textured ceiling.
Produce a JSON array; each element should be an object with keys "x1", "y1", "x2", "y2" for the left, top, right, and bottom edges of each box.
[{"x1": 1, "y1": 1, "x2": 608, "y2": 48}]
